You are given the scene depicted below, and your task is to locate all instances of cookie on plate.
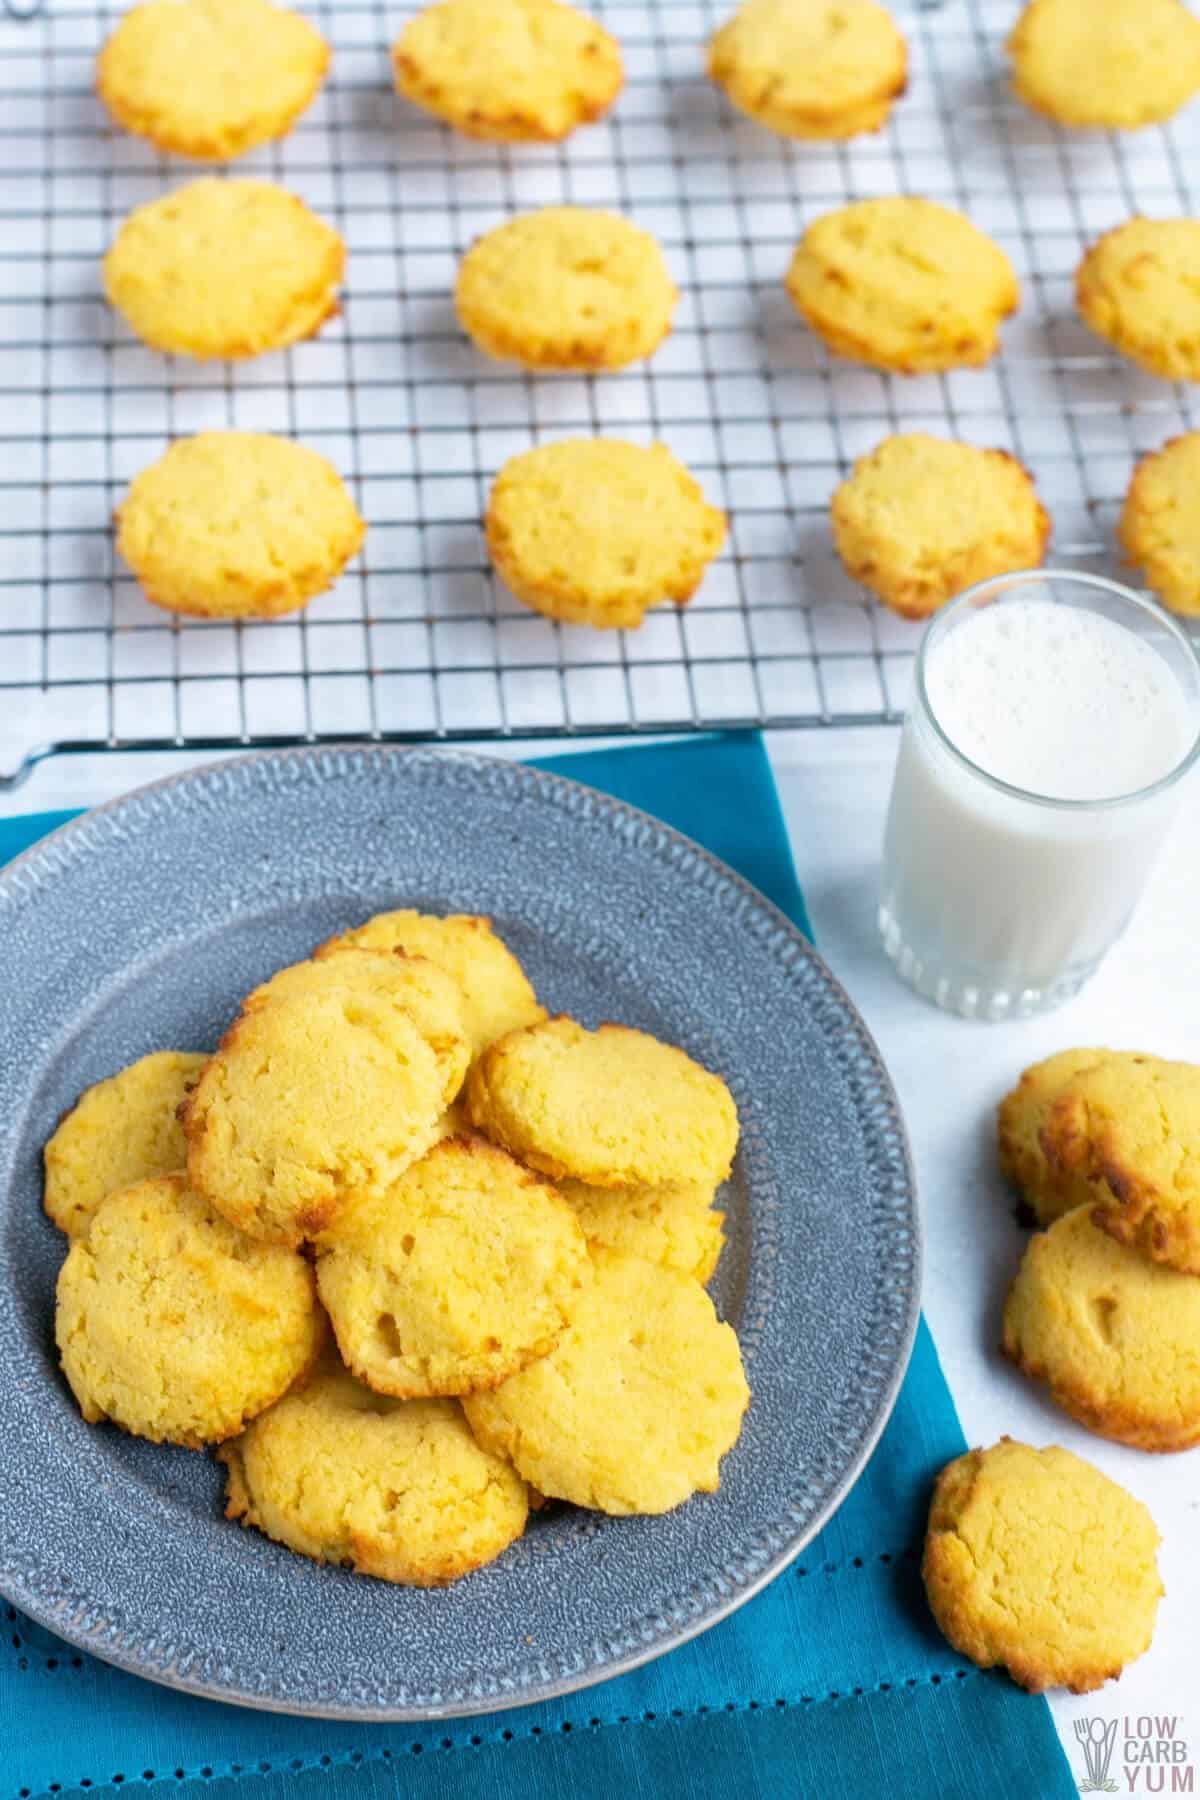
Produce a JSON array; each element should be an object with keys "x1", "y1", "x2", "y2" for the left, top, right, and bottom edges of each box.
[
  {"x1": 96, "y1": 0, "x2": 329, "y2": 161},
  {"x1": 707, "y1": 0, "x2": 906, "y2": 140},
  {"x1": 1003, "y1": 1204, "x2": 1200, "y2": 1452},
  {"x1": 784, "y1": 197, "x2": 1019, "y2": 374},
  {"x1": 486, "y1": 439, "x2": 727, "y2": 630},
  {"x1": 1008, "y1": 0, "x2": 1200, "y2": 130},
  {"x1": 466, "y1": 1016, "x2": 740, "y2": 1189},
  {"x1": 316, "y1": 910, "x2": 545, "y2": 1055},
  {"x1": 116, "y1": 432, "x2": 364, "y2": 621},
  {"x1": 557, "y1": 1177, "x2": 726, "y2": 1282},
  {"x1": 997, "y1": 1048, "x2": 1111, "y2": 1226},
  {"x1": 464, "y1": 1247, "x2": 749, "y2": 1513},
  {"x1": 455, "y1": 207, "x2": 677, "y2": 370},
  {"x1": 56, "y1": 1173, "x2": 323, "y2": 1447},
  {"x1": 831, "y1": 434, "x2": 1050, "y2": 619},
  {"x1": 104, "y1": 178, "x2": 344, "y2": 359},
  {"x1": 1120, "y1": 433, "x2": 1200, "y2": 617},
  {"x1": 316, "y1": 1137, "x2": 590, "y2": 1397},
  {"x1": 923, "y1": 1438, "x2": 1162, "y2": 1692},
  {"x1": 182, "y1": 989, "x2": 446, "y2": 1246},
  {"x1": 1077, "y1": 219, "x2": 1200, "y2": 382},
  {"x1": 392, "y1": 0, "x2": 622, "y2": 141},
  {"x1": 43, "y1": 1048, "x2": 208, "y2": 1240},
  {"x1": 219, "y1": 1350, "x2": 529, "y2": 1585}
]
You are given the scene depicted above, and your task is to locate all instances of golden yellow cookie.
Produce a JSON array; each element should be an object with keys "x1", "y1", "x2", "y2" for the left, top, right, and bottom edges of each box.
[
  {"x1": 116, "y1": 432, "x2": 364, "y2": 621},
  {"x1": 96, "y1": 0, "x2": 329, "y2": 161},
  {"x1": 466, "y1": 1016, "x2": 740, "y2": 1189},
  {"x1": 455, "y1": 208, "x2": 677, "y2": 371},
  {"x1": 1077, "y1": 219, "x2": 1200, "y2": 382},
  {"x1": 830, "y1": 435, "x2": 1050, "y2": 620},
  {"x1": 315, "y1": 910, "x2": 545, "y2": 1055},
  {"x1": 1008, "y1": 0, "x2": 1200, "y2": 129},
  {"x1": 219, "y1": 1351, "x2": 528, "y2": 1585},
  {"x1": 997, "y1": 1048, "x2": 1111, "y2": 1226},
  {"x1": 242, "y1": 949, "x2": 470, "y2": 1108},
  {"x1": 43, "y1": 1049, "x2": 208, "y2": 1241},
  {"x1": 923, "y1": 1438, "x2": 1162, "y2": 1693},
  {"x1": 392, "y1": 0, "x2": 622, "y2": 142},
  {"x1": 1003, "y1": 1205, "x2": 1200, "y2": 1452},
  {"x1": 784, "y1": 197, "x2": 1019, "y2": 375},
  {"x1": 707, "y1": 0, "x2": 906, "y2": 140},
  {"x1": 316, "y1": 1137, "x2": 590, "y2": 1397},
  {"x1": 486, "y1": 439, "x2": 727, "y2": 630},
  {"x1": 557, "y1": 1177, "x2": 726, "y2": 1282},
  {"x1": 1037, "y1": 1053, "x2": 1200, "y2": 1274},
  {"x1": 104, "y1": 178, "x2": 344, "y2": 359},
  {"x1": 464, "y1": 1247, "x2": 749, "y2": 1513},
  {"x1": 1120, "y1": 433, "x2": 1200, "y2": 618},
  {"x1": 182, "y1": 990, "x2": 446, "y2": 1247},
  {"x1": 56, "y1": 1173, "x2": 323, "y2": 1448}
]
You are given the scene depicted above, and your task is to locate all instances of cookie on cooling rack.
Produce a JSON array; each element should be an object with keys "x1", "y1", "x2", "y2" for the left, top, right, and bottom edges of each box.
[
  {"x1": 1077, "y1": 219, "x2": 1200, "y2": 382},
  {"x1": 1121, "y1": 433, "x2": 1200, "y2": 617},
  {"x1": 103, "y1": 178, "x2": 344, "y2": 359},
  {"x1": 923, "y1": 1438, "x2": 1162, "y2": 1692},
  {"x1": 391, "y1": 0, "x2": 622, "y2": 141},
  {"x1": 830, "y1": 434, "x2": 1050, "y2": 620},
  {"x1": 784, "y1": 196, "x2": 1019, "y2": 374},
  {"x1": 707, "y1": 0, "x2": 907, "y2": 140},
  {"x1": 485, "y1": 438, "x2": 727, "y2": 630},
  {"x1": 455, "y1": 207, "x2": 677, "y2": 370},
  {"x1": 116, "y1": 432, "x2": 364, "y2": 620},
  {"x1": 556, "y1": 1176, "x2": 726, "y2": 1282},
  {"x1": 56, "y1": 1173, "x2": 323, "y2": 1448},
  {"x1": 219, "y1": 1350, "x2": 530, "y2": 1585},
  {"x1": 1008, "y1": 0, "x2": 1200, "y2": 130},
  {"x1": 43, "y1": 1049, "x2": 209, "y2": 1240},
  {"x1": 96, "y1": 0, "x2": 329, "y2": 162}
]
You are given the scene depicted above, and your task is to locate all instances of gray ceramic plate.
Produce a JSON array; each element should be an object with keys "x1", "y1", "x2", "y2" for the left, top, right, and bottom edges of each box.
[{"x1": 0, "y1": 746, "x2": 919, "y2": 1720}]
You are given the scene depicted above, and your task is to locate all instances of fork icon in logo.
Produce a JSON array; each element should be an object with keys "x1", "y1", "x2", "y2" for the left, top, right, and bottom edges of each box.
[{"x1": 1075, "y1": 1717, "x2": 1120, "y2": 1793}]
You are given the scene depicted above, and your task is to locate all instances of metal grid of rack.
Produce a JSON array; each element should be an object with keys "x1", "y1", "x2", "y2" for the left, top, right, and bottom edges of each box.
[{"x1": 0, "y1": 0, "x2": 1198, "y2": 784}]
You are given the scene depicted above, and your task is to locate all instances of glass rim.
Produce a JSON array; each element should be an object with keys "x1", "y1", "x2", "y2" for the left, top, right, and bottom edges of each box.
[{"x1": 913, "y1": 568, "x2": 1200, "y2": 813}]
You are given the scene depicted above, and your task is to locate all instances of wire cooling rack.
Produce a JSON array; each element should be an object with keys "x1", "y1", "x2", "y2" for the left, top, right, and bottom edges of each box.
[{"x1": 1, "y1": 0, "x2": 1199, "y2": 785}]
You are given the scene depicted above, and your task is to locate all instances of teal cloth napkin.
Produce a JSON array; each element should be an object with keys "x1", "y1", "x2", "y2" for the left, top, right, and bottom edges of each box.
[{"x1": 0, "y1": 735, "x2": 1074, "y2": 1800}]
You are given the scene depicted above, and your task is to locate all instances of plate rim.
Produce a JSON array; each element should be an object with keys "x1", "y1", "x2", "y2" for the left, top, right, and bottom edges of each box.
[{"x1": 0, "y1": 742, "x2": 922, "y2": 1721}]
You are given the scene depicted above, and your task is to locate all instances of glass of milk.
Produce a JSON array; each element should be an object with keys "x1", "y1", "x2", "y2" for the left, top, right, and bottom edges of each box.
[{"x1": 879, "y1": 571, "x2": 1200, "y2": 1019}]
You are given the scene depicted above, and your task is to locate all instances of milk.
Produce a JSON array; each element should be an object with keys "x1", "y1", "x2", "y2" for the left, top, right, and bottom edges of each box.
[{"x1": 880, "y1": 590, "x2": 1199, "y2": 1016}]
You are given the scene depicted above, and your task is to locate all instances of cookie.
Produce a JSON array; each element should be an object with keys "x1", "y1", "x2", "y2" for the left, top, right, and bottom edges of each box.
[
  {"x1": 43, "y1": 1049, "x2": 208, "y2": 1240},
  {"x1": 104, "y1": 178, "x2": 344, "y2": 360},
  {"x1": 466, "y1": 1016, "x2": 740, "y2": 1189},
  {"x1": 1036, "y1": 1053, "x2": 1200, "y2": 1274},
  {"x1": 96, "y1": 0, "x2": 329, "y2": 162},
  {"x1": 316, "y1": 1137, "x2": 590, "y2": 1397},
  {"x1": 1003, "y1": 1204, "x2": 1200, "y2": 1452},
  {"x1": 784, "y1": 197, "x2": 1019, "y2": 374},
  {"x1": 1120, "y1": 433, "x2": 1200, "y2": 617},
  {"x1": 1077, "y1": 219, "x2": 1200, "y2": 382},
  {"x1": 1008, "y1": 0, "x2": 1200, "y2": 130},
  {"x1": 464, "y1": 1247, "x2": 749, "y2": 1513},
  {"x1": 56, "y1": 1173, "x2": 323, "y2": 1448},
  {"x1": 316, "y1": 910, "x2": 544, "y2": 1055},
  {"x1": 707, "y1": 0, "x2": 906, "y2": 140},
  {"x1": 923, "y1": 1438, "x2": 1162, "y2": 1693},
  {"x1": 997, "y1": 1048, "x2": 1111, "y2": 1226},
  {"x1": 831, "y1": 434, "x2": 1050, "y2": 620},
  {"x1": 485, "y1": 439, "x2": 727, "y2": 631},
  {"x1": 557, "y1": 1177, "x2": 726, "y2": 1282},
  {"x1": 182, "y1": 988, "x2": 446, "y2": 1246},
  {"x1": 219, "y1": 1350, "x2": 528, "y2": 1585},
  {"x1": 455, "y1": 207, "x2": 677, "y2": 370},
  {"x1": 116, "y1": 432, "x2": 364, "y2": 621},
  {"x1": 243, "y1": 949, "x2": 470, "y2": 1108},
  {"x1": 392, "y1": 0, "x2": 622, "y2": 142}
]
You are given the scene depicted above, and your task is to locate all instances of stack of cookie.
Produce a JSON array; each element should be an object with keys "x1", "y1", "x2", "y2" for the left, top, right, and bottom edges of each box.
[{"x1": 46, "y1": 913, "x2": 749, "y2": 1587}]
